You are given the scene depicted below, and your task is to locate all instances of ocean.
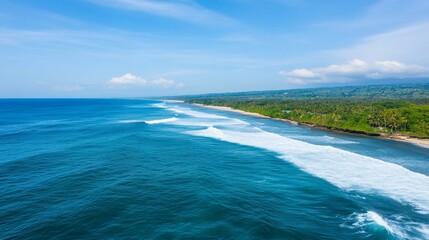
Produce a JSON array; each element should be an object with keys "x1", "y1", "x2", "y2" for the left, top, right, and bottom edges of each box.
[{"x1": 0, "y1": 99, "x2": 428, "y2": 239}]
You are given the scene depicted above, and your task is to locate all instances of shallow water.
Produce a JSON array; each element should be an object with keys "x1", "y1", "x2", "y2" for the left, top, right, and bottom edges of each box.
[{"x1": 0, "y1": 99, "x2": 428, "y2": 239}]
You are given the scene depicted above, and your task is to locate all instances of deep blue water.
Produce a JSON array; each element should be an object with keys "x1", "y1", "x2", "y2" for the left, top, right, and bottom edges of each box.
[{"x1": 0, "y1": 99, "x2": 428, "y2": 239}]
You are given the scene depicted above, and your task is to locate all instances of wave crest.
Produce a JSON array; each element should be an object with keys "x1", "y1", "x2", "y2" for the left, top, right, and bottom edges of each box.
[
  {"x1": 145, "y1": 117, "x2": 178, "y2": 124},
  {"x1": 186, "y1": 126, "x2": 429, "y2": 213}
]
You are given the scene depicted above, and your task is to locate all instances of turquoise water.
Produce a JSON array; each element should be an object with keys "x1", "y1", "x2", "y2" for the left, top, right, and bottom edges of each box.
[{"x1": 0, "y1": 99, "x2": 428, "y2": 239}]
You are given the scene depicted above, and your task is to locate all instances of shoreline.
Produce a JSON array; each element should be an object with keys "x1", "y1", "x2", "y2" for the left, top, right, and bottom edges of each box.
[{"x1": 190, "y1": 103, "x2": 429, "y2": 148}]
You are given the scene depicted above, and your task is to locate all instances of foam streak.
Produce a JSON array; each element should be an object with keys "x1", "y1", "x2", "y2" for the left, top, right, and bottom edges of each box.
[{"x1": 187, "y1": 126, "x2": 429, "y2": 213}]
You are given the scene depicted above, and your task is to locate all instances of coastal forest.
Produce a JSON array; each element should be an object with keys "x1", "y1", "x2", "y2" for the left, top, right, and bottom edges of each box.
[{"x1": 179, "y1": 84, "x2": 429, "y2": 138}]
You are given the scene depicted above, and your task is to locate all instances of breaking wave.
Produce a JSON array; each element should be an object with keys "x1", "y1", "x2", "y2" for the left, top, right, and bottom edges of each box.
[{"x1": 158, "y1": 105, "x2": 429, "y2": 214}]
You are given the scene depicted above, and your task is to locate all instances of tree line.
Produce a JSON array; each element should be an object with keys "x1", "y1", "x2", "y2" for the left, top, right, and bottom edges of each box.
[{"x1": 186, "y1": 99, "x2": 429, "y2": 138}]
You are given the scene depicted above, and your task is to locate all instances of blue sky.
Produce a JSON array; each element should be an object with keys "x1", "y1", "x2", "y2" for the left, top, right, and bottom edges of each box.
[{"x1": 1, "y1": 0, "x2": 429, "y2": 97}]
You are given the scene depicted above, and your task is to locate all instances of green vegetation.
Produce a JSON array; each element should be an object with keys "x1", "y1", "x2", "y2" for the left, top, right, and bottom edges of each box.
[{"x1": 178, "y1": 84, "x2": 429, "y2": 138}]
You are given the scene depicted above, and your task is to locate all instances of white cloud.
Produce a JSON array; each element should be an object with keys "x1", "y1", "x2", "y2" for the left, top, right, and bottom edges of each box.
[
  {"x1": 285, "y1": 68, "x2": 316, "y2": 78},
  {"x1": 108, "y1": 73, "x2": 183, "y2": 88},
  {"x1": 150, "y1": 77, "x2": 176, "y2": 88},
  {"x1": 279, "y1": 59, "x2": 429, "y2": 84},
  {"x1": 110, "y1": 73, "x2": 148, "y2": 85},
  {"x1": 89, "y1": 0, "x2": 236, "y2": 26}
]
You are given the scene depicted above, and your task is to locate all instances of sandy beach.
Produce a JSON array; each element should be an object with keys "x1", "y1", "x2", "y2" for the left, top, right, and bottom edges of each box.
[{"x1": 190, "y1": 103, "x2": 429, "y2": 148}]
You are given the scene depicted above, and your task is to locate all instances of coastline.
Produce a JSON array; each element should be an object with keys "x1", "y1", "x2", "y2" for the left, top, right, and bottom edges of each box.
[{"x1": 189, "y1": 103, "x2": 429, "y2": 148}]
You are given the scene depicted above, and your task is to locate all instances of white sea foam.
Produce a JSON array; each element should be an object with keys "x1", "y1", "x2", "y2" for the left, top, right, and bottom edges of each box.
[
  {"x1": 186, "y1": 125, "x2": 429, "y2": 213},
  {"x1": 168, "y1": 106, "x2": 229, "y2": 119},
  {"x1": 158, "y1": 104, "x2": 429, "y2": 213},
  {"x1": 343, "y1": 211, "x2": 406, "y2": 238},
  {"x1": 151, "y1": 103, "x2": 168, "y2": 108},
  {"x1": 162, "y1": 105, "x2": 251, "y2": 127},
  {"x1": 343, "y1": 211, "x2": 429, "y2": 239},
  {"x1": 162, "y1": 118, "x2": 249, "y2": 128},
  {"x1": 366, "y1": 211, "x2": 394, "y2": 233},
  {"x1": 417, "y1": 225, "x2": 429, "y2": 238},
  {"x1": 156, "y1": 104, "x2": 429, "y2": 237},
  {"x1": 291, "y1": 135, "x2": 359, "y2": 145},
  {"x1": 145, "y1": 117, "x2": 178, "y2": 124}
]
